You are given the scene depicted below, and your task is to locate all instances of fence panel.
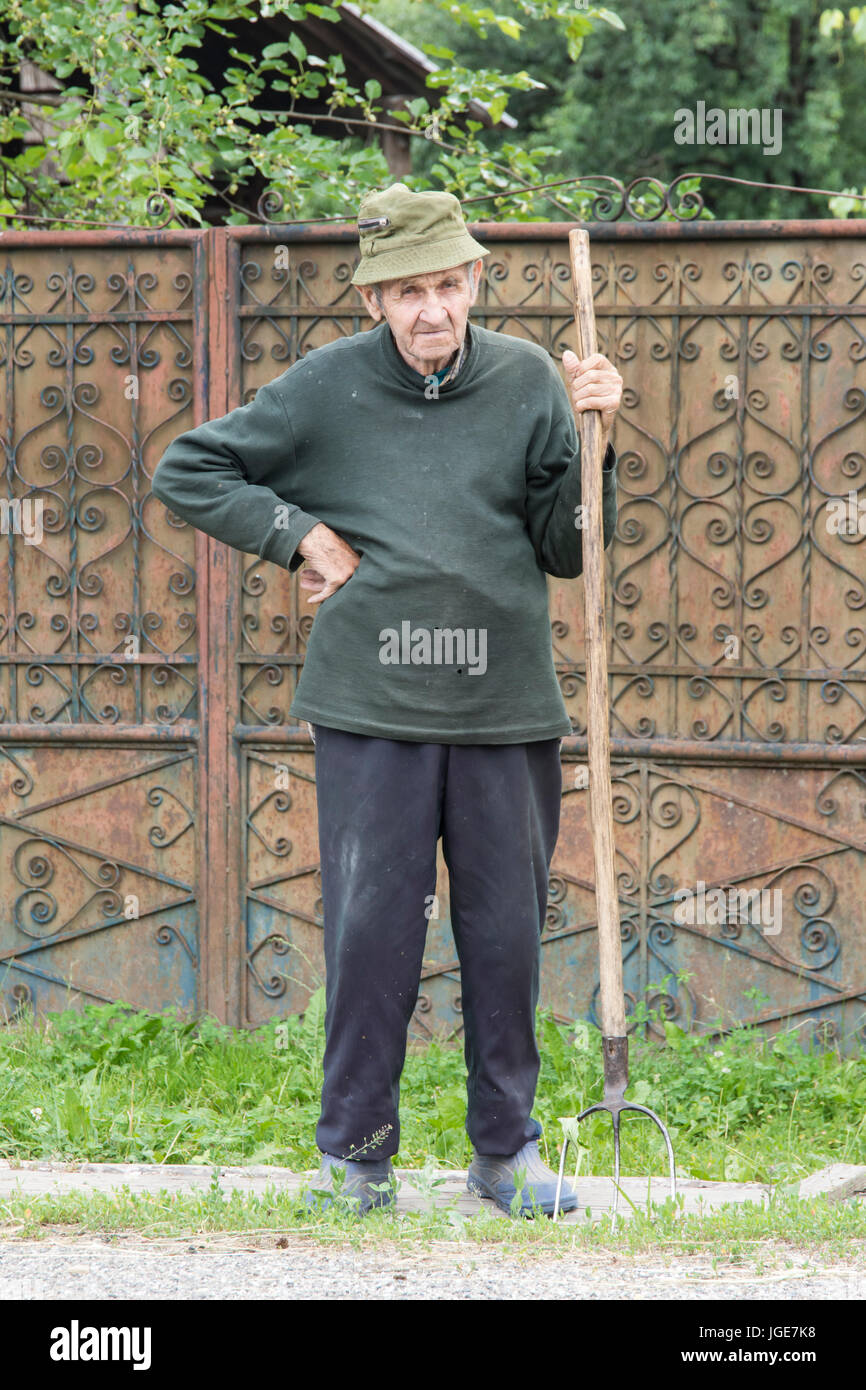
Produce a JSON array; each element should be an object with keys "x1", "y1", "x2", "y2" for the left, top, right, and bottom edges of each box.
[
  {"x1": 0, "y1": 231, "x2": 212, "y2": 1020},
  {"x1": 2, "y1": 219, "x2": 864, "y2": 1051}
]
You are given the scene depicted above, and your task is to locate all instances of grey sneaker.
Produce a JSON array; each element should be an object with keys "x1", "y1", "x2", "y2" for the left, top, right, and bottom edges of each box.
[
  {"x1": 467, "y1": 1139, "x2": 578, "y2": 1217},
  {"x1": 303, "y1": 1152, "x2": 396, "y2": 1215}
]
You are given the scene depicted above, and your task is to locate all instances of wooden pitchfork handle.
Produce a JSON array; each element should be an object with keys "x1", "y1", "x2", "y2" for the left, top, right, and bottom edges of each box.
[
  {"x1": 567, "y1": 229, "x2": 626, "y2": 1043},
  {"x1": 556, "y1": 237, "x2": 678, "y2": 1223}
]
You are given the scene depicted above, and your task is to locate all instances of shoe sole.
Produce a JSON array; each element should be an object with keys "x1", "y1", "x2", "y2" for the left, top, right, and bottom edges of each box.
[
  {"x1": 302, "y1": 1171, "x2": 396, "y2": 1216},
  {"x1": 466, "y1": 1172, "x2": 578, "y2": 1218},
  {"x1": 302, "y1": 1190, "x2": 395, "y2": 1215}
]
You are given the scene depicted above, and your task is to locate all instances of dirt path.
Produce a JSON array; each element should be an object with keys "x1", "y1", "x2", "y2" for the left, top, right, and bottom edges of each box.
[{"x1": 1, "y1": 1231, "x2": 864, "y2": 1300}]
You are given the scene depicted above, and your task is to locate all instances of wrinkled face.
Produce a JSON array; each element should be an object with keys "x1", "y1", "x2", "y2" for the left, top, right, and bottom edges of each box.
[{"x1": 360, "y1": 260, "x2": 482, "y2": 376}]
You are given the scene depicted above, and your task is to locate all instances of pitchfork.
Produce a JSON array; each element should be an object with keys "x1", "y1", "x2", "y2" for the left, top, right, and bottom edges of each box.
[{"x1": 552, "y1": 230, "x2": 677, "y2": 1225}]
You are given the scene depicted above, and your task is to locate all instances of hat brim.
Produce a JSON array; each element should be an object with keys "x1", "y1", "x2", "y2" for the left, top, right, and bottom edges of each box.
[{"x1": 350, "y1": 232, "x2": 490, "y2": 286}]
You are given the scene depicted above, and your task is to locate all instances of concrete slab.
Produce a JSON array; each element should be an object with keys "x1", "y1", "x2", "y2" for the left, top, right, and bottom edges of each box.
[
  {"x1": 0, "y1": 1160, "x2": 772, "y2": 1223},
  {"x1": 798, "y1": 1165, "x2": 866, "y2": 1203}
]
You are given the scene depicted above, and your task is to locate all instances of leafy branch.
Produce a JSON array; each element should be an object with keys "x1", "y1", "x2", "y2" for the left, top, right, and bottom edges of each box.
[{"x1": 0, "y1": 0, "x2": 625, "y2": 227}]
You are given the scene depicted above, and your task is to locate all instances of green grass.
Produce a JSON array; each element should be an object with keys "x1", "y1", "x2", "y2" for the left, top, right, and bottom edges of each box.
[
  {"x1": 1, "y1": 1186, "x2": 865, "y2": 1260},
  {"x1": 1, "y1": 989, "x2": 865, "y2": 1187}
]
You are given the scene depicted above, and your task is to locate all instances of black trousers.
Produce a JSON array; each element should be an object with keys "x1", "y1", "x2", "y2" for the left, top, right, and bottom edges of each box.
[{"x1": 312, "y1": 725, "x2": 562, "y2": 1159}]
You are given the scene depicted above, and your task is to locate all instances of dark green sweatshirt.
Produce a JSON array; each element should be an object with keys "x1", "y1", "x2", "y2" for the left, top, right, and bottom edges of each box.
[{"x1": 151, "y1": 318, "x2": 618, "y2": 743}]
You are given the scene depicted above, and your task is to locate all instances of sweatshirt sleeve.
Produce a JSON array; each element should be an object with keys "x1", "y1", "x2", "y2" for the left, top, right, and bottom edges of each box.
[
  {"x1": 525, "y1": 363, "x2": 618, "y2": 579},
  {"x1": 150, "y1": 378, "x2": 322, "y2": 573}
]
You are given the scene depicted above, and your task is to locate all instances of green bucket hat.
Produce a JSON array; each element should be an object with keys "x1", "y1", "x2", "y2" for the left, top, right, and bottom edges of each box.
[{"x1": 350, "y1": 182, "x2": 490, "y2": 286}]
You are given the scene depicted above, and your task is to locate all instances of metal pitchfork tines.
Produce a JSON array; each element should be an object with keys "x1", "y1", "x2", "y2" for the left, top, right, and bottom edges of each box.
[
  {"x1": 553, "y1": 230, "x2": 677, "y2": 1226},
  {"x1": 553, "y1": 1036, "x2": 677, "y2": 1225}
]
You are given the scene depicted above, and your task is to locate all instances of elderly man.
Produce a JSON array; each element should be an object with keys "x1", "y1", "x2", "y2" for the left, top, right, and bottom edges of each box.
[{"x1": 152, "y1": 182, "x2": 622, "y2": 1218}]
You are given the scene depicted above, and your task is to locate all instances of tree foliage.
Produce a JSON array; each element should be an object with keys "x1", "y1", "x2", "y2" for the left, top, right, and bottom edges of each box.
[
  {"x1": 0, "y1": 0, "x2": 629, "y2": 227},
  {"x1": 373, "y1": 0, "x2": 866, "y2": 220},
  {"x1": 3, "y1": 0, "x2": 862, "y2": 227}
]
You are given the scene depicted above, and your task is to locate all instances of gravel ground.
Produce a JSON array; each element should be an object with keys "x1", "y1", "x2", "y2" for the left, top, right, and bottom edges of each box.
[{"x1": 1, "y1": 1235, "x2": 865, "y2": 1300}]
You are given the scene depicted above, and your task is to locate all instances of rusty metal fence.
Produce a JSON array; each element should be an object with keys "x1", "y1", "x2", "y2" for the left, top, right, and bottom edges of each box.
[{"x1": 1, "y1": 218, "x2": 865, "y2": 1050}]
